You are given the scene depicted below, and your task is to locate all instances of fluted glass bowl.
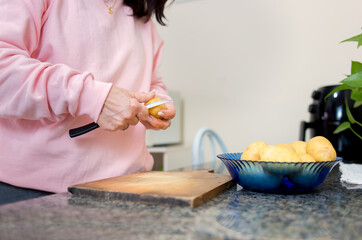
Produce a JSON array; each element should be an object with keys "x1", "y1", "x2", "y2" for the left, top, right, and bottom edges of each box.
[{"x1": 217, "y1": 152, "x2": 341, "y2": 194}]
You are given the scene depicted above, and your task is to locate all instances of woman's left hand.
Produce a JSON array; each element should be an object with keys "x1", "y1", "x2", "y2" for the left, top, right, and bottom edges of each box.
[{"x1": 141, "y1": 101, "x2": 176, "y2": 130}]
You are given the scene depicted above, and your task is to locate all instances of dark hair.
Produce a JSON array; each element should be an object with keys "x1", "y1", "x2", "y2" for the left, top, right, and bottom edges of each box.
[{"x1": 123, "y1": 0, "x2": 170, "y2": 26}]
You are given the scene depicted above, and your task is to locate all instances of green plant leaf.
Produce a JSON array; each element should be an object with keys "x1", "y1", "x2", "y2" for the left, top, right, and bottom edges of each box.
[
  {"x1": 351, "y1": 61, "x2": 362, "y2": 74},
  {"x1": 334, "y1": 121, "x2": 362, "y2": 139},
  {"x1": 350, "y1": 88, "x2": 362, "y2": 102},
  {"x1": 341, "y1": 71, "x2": 362, "y2": 87},
  {"x1": 334, "y1": 31, "x2": 362, "y2": 140},
  {"x1": 341, "y1": 33, "x2": 362, "y2": 43},
  {"x1": 345, "y1": 99, "x2": 362, "y2": 127},
  {"x1": 345, "y1": 100, "x2": 357, "y2": 124},
  {"x1": 346, "y1": 92, "x2": 362, "y2": 129},
  {"x1": 354, "y1": 101, "x2": 362, "y2": 108},
  {"x1": 324, "y1": 84, "x2": 351, "y2": 101},
  {"x1": 333, "y1": 121, "x2": 351, "y2": 134},
  {"x1": 341, "y1": 33, "x2": 362, "y2": 48}
]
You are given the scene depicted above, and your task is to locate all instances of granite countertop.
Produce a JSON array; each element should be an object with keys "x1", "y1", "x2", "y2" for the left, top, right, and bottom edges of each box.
[{"x1": 0, "y1": 165, "x2": 361, "y2": 240}]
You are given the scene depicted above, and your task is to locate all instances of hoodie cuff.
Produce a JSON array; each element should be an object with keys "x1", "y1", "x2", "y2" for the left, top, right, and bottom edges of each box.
[{"x1": 76, "y1": 75, "x2": 113, "y2": 122}]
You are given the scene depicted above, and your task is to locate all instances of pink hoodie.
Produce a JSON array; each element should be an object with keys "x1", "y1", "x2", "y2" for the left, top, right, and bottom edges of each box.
[{"x1": 0, "y1": 0, "x2": 168, "y2": 193}]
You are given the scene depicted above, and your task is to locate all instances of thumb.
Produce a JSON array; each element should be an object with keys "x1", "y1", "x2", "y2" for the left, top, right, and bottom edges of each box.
[{"x1": 134, "y1": 90, "x2": 156, "y2": 103}]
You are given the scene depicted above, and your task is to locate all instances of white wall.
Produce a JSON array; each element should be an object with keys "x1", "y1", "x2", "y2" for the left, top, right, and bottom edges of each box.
[{"x1": 156, "y1": 0, "x2": 362, "y2": 154}]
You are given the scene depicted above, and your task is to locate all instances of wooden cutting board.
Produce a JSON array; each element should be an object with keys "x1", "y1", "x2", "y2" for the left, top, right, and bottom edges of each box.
[{"x1": 68, "y1": 170, "x2": 235, "y2": 208}]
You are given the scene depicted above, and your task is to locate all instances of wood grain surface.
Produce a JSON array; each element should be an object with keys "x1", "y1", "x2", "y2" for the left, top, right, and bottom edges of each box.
[{"x1": 68, "y1": 170, "x2": 235, "y2": 208}]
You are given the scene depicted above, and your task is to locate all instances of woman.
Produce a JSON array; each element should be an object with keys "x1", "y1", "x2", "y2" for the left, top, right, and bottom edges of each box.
[{"x1": 0, "y1": 0, "x2": 175, "y2": 203}]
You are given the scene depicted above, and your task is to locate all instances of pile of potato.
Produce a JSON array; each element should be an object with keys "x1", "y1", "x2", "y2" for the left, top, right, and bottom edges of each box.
[{"x1": 240, "y1": 136, "x2": 337, "y2": 162}]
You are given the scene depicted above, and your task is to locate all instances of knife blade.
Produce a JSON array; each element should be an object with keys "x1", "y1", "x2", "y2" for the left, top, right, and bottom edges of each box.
[
  {"x1": 144, "y1": 99, "x2": 172, "y2": 109},
  {"x1": 69, "y1": 99, "x2": 172, "y2": 138}
]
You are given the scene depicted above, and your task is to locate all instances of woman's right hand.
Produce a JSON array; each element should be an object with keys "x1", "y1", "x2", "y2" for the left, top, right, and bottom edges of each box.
[{"x1": 97, "y1": 87, "x2": 155, "y2": 131}]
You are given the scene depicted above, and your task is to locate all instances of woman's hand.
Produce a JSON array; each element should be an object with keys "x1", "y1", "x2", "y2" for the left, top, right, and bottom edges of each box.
[
  {"x1": 97, "y1": 87, "x2": 155, "y2": 131},
  {"x1": 141, "y1": 100, "x2": 176, "y2": 130}
]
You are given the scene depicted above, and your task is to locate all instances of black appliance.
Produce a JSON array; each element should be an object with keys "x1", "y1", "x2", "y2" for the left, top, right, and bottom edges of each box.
[{"x1": 300, "y1": 85, "x2": 362, "y2": 163}]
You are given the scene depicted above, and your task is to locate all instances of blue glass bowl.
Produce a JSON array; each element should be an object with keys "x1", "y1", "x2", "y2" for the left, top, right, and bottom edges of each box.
[{"x1": 217, "y1": 152, "x2": 342, "y2": 194}]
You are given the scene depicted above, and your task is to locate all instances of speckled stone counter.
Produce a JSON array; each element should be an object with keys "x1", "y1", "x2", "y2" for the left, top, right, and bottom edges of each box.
[{"x1": 0, "y1": 165, "x2": 361, "y2": 240}]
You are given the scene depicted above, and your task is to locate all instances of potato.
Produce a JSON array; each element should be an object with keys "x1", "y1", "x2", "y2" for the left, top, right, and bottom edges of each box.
[
  {"x1": 275, "y1": 143, "x2": 294, "y2": 151},
  {"x1": 298, "y1": 153, "x2": 315, "y2": 162},
  {"x1": 306, "y1": 136, "x2": 336, "y2": 161},
  {"x1": 260, "y1": 145, "x2": 301, "y2": 162},
  {"x1": 145, "y1": 97, "x2": 167, "y2": 119},
  {"x1": 240, "y1": 141, "x2": 268, "y2": 160},
  {"x1": 261, "y1": 143, "x2": 293, "y2": 158},
  {"x1": 241, "y1": 136, "x2": 336, "y2": 163},
  {"x1": 290, "y1": 141, "x2": 307, "y2": 155}
]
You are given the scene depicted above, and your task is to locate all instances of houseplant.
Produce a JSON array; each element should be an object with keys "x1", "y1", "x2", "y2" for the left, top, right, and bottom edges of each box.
[{"x1": 325, "y1": 29, "x2": 362, "y2": 140}]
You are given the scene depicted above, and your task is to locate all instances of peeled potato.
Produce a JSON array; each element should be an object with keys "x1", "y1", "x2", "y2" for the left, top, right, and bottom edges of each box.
[
  {"x1": 263, "y1": 143, "x2": 293, "y2": 158},
  {"x1": 275, "y1": 143, "x2": 294, "y2": 151},
  {"x1": 290, "y1": 141, "x2": 307, "y2": 155},
  {"x1": 299, "y1": 153, "x2": 316, "y2": 162},
  {"x1": 260, "y1": 145, "x2": 301, "y2": 162},
  {"x1": 145, "y1": 97, "x2": 167, "y2": 119},
  {"x1": 240, "y1": 141, "x2": 268, "y2": 160},
  {"x1": 241, "y1": 136, "x2": 336, "y2": 163},
  {"x1": 306, "y1": 136, "x2": 336, "y2": 162}
]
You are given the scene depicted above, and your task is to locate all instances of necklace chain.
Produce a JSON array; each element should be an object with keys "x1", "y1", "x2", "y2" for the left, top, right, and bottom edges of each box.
[{"x1": 103, "y1": 0, "x2": 118, "y2": 14}]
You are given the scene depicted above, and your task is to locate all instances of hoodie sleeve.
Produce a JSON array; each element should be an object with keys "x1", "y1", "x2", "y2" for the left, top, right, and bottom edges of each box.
[
  {"x1": 0, "y1": 0, "x2": 112, "y2": 122},
  {"x1": 149, "y1": 20, "x2": 170, "y2": 99}
]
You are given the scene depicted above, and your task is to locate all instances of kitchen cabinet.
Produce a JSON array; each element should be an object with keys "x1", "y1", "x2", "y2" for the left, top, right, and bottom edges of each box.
[{"x1": 148, "y1": 145, "x2": 192, "y2": 171}]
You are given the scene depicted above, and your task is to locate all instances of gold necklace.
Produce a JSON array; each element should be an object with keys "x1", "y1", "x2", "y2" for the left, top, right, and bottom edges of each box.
[{"x1": 103, "y1": 0, "x2": 118, "y2": 14}]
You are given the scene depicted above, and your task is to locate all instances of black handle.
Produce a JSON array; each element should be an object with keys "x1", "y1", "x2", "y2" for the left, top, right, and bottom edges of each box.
[
  {"x1": 300, "y1": 121, "x2": 316, "y2": 141},
  {"x1": 69, "y1": 122, "x2": 99, "y2": 138}
]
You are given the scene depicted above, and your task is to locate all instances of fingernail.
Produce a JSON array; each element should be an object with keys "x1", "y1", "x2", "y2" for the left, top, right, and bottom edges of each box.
[
  {"x1": 150, "y1": 89, "x2": 156, "y2": 93},
  {"x1": 158, "y1": 112, "x2": 164, "y2": 117}
]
